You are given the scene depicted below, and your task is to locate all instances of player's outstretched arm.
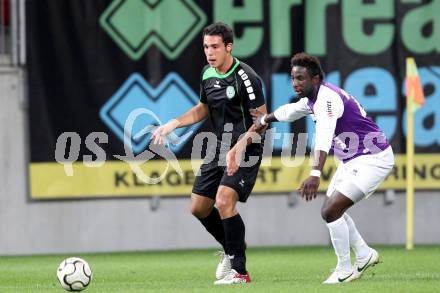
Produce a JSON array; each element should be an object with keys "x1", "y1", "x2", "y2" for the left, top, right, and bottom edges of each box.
[
  {"x1": 173, "y1": 102, "x2": 209, "y2": 127},
  {"x1": 253, "y1": 99, "x2": 310, "y2": 132},
  {"x1": 152, "y1": 103, "x2": 208, "y2": 144}
]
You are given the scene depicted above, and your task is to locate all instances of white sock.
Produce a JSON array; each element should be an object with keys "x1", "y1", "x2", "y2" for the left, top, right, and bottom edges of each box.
[
  {"x1": 343, "y1": 213, "x2": 370, "y2": 259},
  {"x1": 327, "y1": 216, "x2": 351, "y2": 272}
]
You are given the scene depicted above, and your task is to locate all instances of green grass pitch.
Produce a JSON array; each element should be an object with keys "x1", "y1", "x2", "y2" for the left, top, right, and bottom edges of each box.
[{"x1": 0, "y1": 246, "x2": 439, "y2": 292}]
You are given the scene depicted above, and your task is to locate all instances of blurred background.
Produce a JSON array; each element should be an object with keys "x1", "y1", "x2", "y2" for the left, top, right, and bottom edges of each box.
[{"x1": 0, "y1": 0, "x2": 439, "y2": 255}]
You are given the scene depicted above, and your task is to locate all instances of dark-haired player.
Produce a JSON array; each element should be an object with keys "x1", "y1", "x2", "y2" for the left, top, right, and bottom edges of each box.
[{"x1": 153, "y1": 22, "x2": 267, "y2": 284}]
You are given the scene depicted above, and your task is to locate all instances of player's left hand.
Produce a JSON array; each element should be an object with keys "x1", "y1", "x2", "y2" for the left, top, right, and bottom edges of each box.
[
  {"x1": 226, "y1": 147, "x2": 243, "y2": 176},
  {"x1": 299, "y1": 176, "x2": 320, "y2": 201}
]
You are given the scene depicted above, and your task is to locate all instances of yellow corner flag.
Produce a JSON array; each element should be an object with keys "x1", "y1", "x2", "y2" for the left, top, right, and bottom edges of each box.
[
  {"x1": 406, "y1": 58, "x2": 425, "y2": 111},
  {"x1": 405, "y1": 58, "x2": 425, "y2": 250}
]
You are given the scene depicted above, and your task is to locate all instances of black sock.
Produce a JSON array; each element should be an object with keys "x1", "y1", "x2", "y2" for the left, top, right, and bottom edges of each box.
[
  {"x1": 198, "y1": 208, "x2": 226, "y2": 252},
  {"x1": 223, "y1": 214, "x2": 246, "y2": 274}
]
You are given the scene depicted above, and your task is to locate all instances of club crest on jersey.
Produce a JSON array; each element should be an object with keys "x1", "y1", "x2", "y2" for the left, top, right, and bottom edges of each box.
[{"x1": 226, "y1": 86, "x2": 235, "y2": 99}]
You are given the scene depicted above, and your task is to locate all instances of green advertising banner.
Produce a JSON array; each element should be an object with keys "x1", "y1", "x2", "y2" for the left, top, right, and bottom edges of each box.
[{"x1": 27, "y1": 0, "x2": 440, "y2": 199}]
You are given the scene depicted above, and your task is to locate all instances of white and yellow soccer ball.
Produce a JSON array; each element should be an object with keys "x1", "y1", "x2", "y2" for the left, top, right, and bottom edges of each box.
[{"x1": 57, "y1": 257, "x2": 92, "y2": 291}]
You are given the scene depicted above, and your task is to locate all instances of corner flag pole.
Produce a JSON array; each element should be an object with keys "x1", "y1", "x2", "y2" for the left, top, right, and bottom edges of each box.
[
  {"x1": 405, "y1": 57, "x2": 425, "y2": 250},
  {"x1": 405, "y1": 75, "x2": 414, "y2": 250}
]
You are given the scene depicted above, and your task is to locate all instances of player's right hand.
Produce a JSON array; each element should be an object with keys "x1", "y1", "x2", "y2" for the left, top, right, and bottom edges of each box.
[
  {"x1": 152, "y1": 121, "x2": 176, "y2": 145},
  {"x1": 299, "y1": 176, "x2": 320, "y2": 201},
  {"x1": 226, "y1": 148, "x2": 239, "y2": 176}
]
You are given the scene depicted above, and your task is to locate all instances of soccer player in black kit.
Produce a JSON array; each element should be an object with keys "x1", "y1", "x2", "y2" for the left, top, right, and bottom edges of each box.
[{"x1": 152, "y1": 22, "x2": 267, "y2": 284}]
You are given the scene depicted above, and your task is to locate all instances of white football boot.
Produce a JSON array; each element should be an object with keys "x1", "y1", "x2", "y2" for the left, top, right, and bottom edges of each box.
[
  {"x1": 323, "y1": 268, "x2": 356, "y2": 284},
  {"x1": 214, "y1": 269, "x2": 251, "y2": 285},
  {"x1": 353, "y1": 248, "x2": 380, "y2": 279},
  {"x1": 215, "y1": 251, "x2": 231, "y2": 280}
]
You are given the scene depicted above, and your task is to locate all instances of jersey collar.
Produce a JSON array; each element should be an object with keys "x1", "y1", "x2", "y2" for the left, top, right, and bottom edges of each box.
[
  {"x1": 214, "y1": 57, "x2": 239, "y2": 76},
  {"x1": 203, "y1": 58, "x2": 240, "y2": 80}
]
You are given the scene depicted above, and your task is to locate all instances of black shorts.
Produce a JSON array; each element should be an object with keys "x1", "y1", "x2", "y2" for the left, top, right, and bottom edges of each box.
[{"x1": 192, "y1": 148, "x2": 262, "y2": 203}]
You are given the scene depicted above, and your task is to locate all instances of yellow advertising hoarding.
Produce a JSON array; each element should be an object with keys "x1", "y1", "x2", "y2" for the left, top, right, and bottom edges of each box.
[{"x1": 30, "y1": 154, "x2": 440, "y2": 199}]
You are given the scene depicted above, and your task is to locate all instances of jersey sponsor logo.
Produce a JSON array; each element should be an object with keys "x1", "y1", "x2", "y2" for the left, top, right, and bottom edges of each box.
[
  {"x1": 226, "y1": 86, "x2": 236, "y2": 99},
  {"x1": 326, "y1": 100, "x2": 333, "y2": 118}
]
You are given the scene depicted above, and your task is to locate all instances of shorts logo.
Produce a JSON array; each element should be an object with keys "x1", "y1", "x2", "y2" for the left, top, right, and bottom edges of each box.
[{"x1": 226, "y1": 86, "x2": 235, "y2": 99}]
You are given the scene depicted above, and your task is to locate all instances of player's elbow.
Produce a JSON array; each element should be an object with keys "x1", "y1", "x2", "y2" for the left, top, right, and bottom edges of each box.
[{"x1": 314, "y1": 145, "x2": 331, "y2": 155}]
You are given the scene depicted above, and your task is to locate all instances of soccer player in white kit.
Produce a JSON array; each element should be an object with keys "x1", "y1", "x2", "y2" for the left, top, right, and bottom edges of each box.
[{"x1": 251, "y1": 53, "x2": 394, "y2": 284}]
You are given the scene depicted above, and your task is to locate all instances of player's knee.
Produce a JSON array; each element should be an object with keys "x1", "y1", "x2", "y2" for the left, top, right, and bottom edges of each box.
[
  {"x1": 320, "y1": 206, "x2": 328, "y2": 222},
  {"x1": 215, "y1": 197, "x2": 230, "y2": 213},
  {"x1": 321, "y1": 206, "x2": 344, "y2": 223},
  {"x1": 215, "y1": 196, "x2": 235, "y2": 214},
  {"x1": 190, "y1": 204, "x2": 210, "y2": 219},
  {"x1": 216, "y1": 186, "x2": 238, "y2": 216},
  {"x1": 321, "y1": 205, "x2": 334, "y2": 223}
]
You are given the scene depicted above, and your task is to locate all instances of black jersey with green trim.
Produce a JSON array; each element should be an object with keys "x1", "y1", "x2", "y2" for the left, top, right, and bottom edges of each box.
[{"x1": 199, "y1": 58, "x2": 265, "y2": 145}]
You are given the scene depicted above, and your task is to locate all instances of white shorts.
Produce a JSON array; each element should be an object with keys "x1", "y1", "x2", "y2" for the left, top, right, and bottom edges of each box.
[{"x1": 326, "y1": 146, "x2": 394, "y2": 203}]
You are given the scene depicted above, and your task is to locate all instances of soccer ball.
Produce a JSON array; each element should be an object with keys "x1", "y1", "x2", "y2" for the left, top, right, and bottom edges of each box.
[{"x1": 57, "y1": 257, "x2": 92, "y2": 291}]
